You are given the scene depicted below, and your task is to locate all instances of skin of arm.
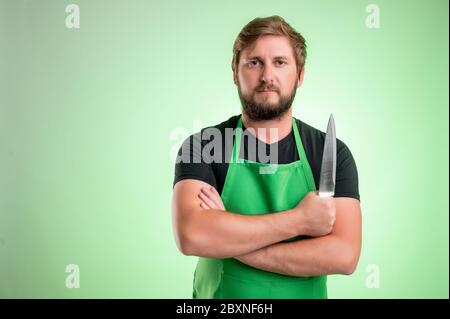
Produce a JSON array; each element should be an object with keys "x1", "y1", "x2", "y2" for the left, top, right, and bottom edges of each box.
[
  {"x1": 172, "y1": 179, "x2": 308, "y2": 258},
  {"x1": 199, "y1": 187, "x2": 362, "y2": 276}
]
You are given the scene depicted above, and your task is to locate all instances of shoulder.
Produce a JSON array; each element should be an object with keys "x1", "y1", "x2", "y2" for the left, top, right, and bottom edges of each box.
[
  {"x1": 176, "y1": 114, "x2": 240, "y2": 161},
  {"x1": 184, "y1": 114, "x2": 240, "y2": 146},
  {"x1": 173, "y1": 115, "x2": 240, "y2": 189},
  {"x1": 294, "y1": 117, "x2": 353, "y2": 160},
  {"x1": 294, "y1": 117, "x2": 359, "y2": 200},
  {"x1": 201, "y1": 114, "x2": 240, "y2": 139}
]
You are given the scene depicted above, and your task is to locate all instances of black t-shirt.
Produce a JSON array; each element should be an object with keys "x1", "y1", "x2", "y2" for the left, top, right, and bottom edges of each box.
[{"x1": 173, "y1": 114, "x2": 360, "y2": 201}]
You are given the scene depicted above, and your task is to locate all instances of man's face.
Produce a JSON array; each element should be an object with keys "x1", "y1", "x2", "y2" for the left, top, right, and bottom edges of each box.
[{"x1": 234, "y1": 35, "x2": 303, "y2": 121}]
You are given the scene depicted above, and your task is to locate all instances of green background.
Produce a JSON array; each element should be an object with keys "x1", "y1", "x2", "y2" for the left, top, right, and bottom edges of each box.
[{"x1": 0, "y1": 0, "x2": 448, "y2": 298}]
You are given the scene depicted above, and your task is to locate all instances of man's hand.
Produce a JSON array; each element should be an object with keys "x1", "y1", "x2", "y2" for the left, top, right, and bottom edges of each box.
[
  {"x1": 234, "y1": 197, "x2": 361, "y2": 277},
  {"x1": 196, "y1": 188, "x2": 361, "y2": 277},
  {"x1": 198, "y1": 188, "x2": 336, "y2": 238},
  {"x1": 291, "y1": 192, "x2": 336, "y2": 237},
  {"x1": 173, "y1": 179, "x2": 313, "y2": 258},
  {"x1": 198, "y1": 186, "x2": 225, "y2": 211}
]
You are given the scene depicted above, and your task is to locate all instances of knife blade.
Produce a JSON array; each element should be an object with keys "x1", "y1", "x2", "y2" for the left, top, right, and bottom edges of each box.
[{"x1": 318, "y1": 114, "x2": 336, "y2": 197}]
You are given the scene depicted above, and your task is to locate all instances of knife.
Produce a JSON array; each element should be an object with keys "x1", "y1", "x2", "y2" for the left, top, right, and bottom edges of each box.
[{"x1": 318, "y1": 114, "x2": 336, "y2": 197}]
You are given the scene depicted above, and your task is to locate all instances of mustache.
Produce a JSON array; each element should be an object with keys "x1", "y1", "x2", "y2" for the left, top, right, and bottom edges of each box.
[{"x1": 255, "y1": 84, "x2": 279, "y2": 92}]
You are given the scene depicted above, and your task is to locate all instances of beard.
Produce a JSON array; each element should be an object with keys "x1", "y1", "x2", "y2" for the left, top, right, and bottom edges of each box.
[{"x1": 238, "y1": 82, "x2": 297, "y2": 121}]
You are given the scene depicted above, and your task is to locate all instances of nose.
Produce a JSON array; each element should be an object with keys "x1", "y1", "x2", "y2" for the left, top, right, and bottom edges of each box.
[{"x1": 261, "y1": 64, "x2": 274, "y2": 83}]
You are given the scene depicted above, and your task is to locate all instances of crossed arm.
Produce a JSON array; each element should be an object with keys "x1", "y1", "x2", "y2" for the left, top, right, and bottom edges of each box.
[
  {"x1": 172, "y1": 179, "x2": 362, "y2": 277},
  {"x1": 233, "y1": 197, "x2": 361, "y2": 276}
]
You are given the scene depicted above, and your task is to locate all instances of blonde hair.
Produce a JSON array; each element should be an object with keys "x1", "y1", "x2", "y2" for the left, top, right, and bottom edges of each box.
[{"x1": 232, "y1": 16, "x2": 307, "y2": 74}]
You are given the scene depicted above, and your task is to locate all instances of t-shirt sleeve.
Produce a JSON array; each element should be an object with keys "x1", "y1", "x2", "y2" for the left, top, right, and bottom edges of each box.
[
  {"x1": 172, "y1": 132, "x2": 218, "y2": 190},
  {"x1": 335, "y1": 140, "x2": 360, "y2": 201}
]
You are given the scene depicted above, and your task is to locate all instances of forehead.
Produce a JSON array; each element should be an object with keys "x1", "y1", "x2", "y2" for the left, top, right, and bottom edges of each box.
[{"x1": 240, "y1": 35, "x2": 295, "y2": 59}]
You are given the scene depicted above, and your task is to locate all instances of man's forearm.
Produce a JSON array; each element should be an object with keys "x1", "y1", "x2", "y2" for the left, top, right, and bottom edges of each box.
[
  {"x1": 234, "y1": 234, "x2": 358, "y2": 277},
  {"x1": 180, "y1": 208, "x2": 300, "y2": 258}
]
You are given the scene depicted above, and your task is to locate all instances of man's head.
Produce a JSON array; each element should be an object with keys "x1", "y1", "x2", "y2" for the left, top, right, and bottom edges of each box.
[{"x1": 232, "y1": 16, "x2": 307, "y2": 121}]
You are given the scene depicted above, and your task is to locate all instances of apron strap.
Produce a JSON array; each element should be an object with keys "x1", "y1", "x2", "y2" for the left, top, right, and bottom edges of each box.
[
  {"x1": 292, "y1": 117, "x2": 317, "y2": 190},
  {"x1": 231, "y1": 115, "x2": 318, "y2": 190},
  {"x1": 230, "y1": 116, "x2": 244, "y2": 164}
]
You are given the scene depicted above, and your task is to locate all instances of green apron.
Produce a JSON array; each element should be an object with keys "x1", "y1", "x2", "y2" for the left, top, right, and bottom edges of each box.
[{"x1": 192, "y1": 115, "x2": 327, "y2": 299}]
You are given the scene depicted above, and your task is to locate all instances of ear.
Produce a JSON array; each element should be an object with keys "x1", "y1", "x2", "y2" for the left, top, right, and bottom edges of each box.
[{"x1": 297, "y1": 67, "x2": 305, "y2": 88}]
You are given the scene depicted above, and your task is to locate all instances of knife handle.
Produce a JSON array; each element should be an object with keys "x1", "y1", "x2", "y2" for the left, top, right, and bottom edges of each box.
[{"x1": 318, "y1": 191, "x2": 334, "y2": 197}]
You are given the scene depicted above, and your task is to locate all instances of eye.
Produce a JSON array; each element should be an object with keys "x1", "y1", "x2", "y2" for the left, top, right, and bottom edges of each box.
[
  {"x1": 247, "y1": 60, "x2": 260, "y2": 67},
  {"x1": 275, "y1": 60, "x2": 287, "y2": 66}
]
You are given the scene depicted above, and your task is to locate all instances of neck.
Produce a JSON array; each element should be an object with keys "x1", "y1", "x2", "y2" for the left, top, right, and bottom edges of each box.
[{"x1": 241, "y1": 109, "x2": 293, "y2": 144}]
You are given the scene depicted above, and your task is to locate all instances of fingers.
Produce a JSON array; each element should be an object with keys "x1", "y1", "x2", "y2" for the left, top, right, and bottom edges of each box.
[
  {"x1": 199, "y1": 187, "x2": 225, "y2": 210},
  {"x1": 210, "y1": 187, "x2": 225, "y2": 210},
  {"x1": 211, "y1": 187, "x2": 220, "y2": 197},
  {"x1": 200, "y1": 202, "x2": 210, "y2": 210},
  {"x1": 201, "y1": 187, "x2": 224, "y2": 210},
  {"x1": 198, "y1": 190, "x2": 216, "y2": 209}
]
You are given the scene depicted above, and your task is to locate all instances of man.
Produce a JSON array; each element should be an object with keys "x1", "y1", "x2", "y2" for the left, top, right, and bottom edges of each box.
[{"x1": 172, "y1": 16, "x2": 361, "y2": 299}]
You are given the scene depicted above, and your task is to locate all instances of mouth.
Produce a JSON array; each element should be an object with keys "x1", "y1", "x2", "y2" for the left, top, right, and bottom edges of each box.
[{"x1": 257, "y1": 89, "x2": 277, "y2": 93}]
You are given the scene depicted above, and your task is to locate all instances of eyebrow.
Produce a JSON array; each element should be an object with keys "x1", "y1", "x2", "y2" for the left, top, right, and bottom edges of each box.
[{"x1": 245, "y1": 56, "x2": 290, "y2": 61}]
